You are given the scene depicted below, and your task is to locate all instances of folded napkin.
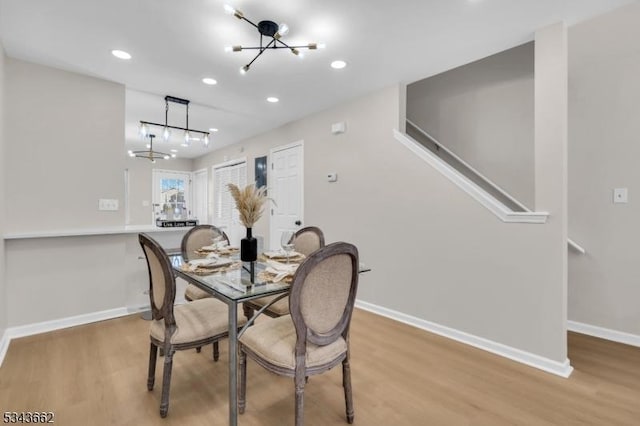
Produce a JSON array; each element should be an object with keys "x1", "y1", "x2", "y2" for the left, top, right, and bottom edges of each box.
[
  {"x1": 185, "y1": 258, "x2": 233, "y2": 271},
  {"x1": 263, "y1": 250, "x2": 302, "y2": 259},
  {"x1": 263, "y1": 260, "x2": 299, "y2": 282}
]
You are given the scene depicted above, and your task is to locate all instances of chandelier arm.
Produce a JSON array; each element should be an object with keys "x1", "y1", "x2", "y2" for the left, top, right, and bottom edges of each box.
[
  {"x1": 245, "y1": 38, "x2": 276, "y2": 68},
  {"x1": 239, "y1": 15, "x2": 259, "y2": 30}
]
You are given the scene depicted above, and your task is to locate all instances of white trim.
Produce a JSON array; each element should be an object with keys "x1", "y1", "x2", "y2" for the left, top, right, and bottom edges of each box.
[
  {"x1": 0, "y1": 308, "x2": 131, "y2": 367},
  {"x1": 212, "y1": 156, "x2": 248, "y2": 171},
  {"x1": 356, "y1": 300, "x2": 573, "y2": 378},
  {"x1": 394, "y1": 129, "x2": 549, "y2": 224},
  {"x1": 0, "y1": 330, "x2": 10, "y2": 368},
  {"x1": 568, "y1": 320, "x2": 640, "y2": 347},
  {"x1": 567, "y1": 239, "x2": 586, "y2": 254},
  {"x1": 406, "y1": 119, "x2": 532, "y2": 212},
  {"x1": 3, "y1": 225, "x2": 192, "y2": 240}
]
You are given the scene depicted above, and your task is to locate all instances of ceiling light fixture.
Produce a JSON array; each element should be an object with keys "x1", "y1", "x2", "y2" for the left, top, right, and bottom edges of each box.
[
  {"x1": 129, "y1": 134, "x2": 170, "y2": 163},
  {"x1": 111, "y1": 49, "x2": 132, "y2": 60},
  {"x1": 266, "y1": 97, "x2": 279, "y2": 103},
  {"x1": 223, "y1": 4, "x2": 324, "y2": 73},
  {"x1": 202, "y1": 77, "x2": 217, "y2": 85},
  {"x1": 139, "y1": 95, "x2": 211, "y2": 148},
  {"x1": 331, "y1": 60, "x2": 347, "y2": 69}
]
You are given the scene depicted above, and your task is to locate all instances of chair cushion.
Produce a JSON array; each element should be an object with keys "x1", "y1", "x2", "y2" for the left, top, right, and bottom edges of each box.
[
  {"x1": 249, "y1": 295, "x2": 290, "y2": 316},
  {"x1": 150, "y1": 298, "x2": 246, "y2": 345},
  {"x1": 184, "y1": 283, "x2": 212, "y2": 301},
  {"x1": 239, "y1": 315, "x2": 347, "y2": 370}
]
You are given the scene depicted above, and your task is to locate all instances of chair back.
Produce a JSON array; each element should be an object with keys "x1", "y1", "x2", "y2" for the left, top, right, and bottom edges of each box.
[
  {"x1": 293, "y1": 226, "x2": 325, "y2": 256},
  {"x1": 139, "y1": 233, "x2": 176, "y2": 326},
  {"x1": 289, "y1": 242, "x2": 359, "y2": 349},
  {"x1": 181, "y1": 225, "x2": 229, "y2": 261}
]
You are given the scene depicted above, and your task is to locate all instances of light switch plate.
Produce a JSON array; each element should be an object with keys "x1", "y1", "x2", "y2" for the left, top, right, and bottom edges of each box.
[
  {"x1": 99, "y1": 199, "x2": 119, "y2": 211},
  {"x1": 613, "y1": 188, "x2": 628, "y2": 204}
]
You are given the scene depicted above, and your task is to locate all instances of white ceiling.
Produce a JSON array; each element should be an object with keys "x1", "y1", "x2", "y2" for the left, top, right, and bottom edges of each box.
[{"x1": 0, "y1": 0, "x2": 634, "y2": 158}]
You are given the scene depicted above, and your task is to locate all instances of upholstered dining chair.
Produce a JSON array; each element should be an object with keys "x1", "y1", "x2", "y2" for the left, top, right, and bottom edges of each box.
[
  {"x1": 242, "y1": 226, "x2": 325, "y2": 320},
  {"x1": 138, "y1": 233, "x2": 246, "y2": 418},
  {"x1": 182, "y1": 225, "x2": 230, "y2": 302},
  {"x1": 238, "y1": 241, "x2": 359, "y2": 426}
]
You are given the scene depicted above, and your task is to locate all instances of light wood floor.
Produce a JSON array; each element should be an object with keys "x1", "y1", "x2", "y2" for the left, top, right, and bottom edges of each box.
[{"x1": 1, "y1": 309, "x2": 639, "y2": 425}]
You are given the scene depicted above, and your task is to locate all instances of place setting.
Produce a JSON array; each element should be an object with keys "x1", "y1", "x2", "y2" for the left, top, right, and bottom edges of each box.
[
  {"x1": 180, "y1": 256, "x2": 241, "y2": 275},
  {"x1": 194, "y1": 236, "x2": 240, "y2": 257}
]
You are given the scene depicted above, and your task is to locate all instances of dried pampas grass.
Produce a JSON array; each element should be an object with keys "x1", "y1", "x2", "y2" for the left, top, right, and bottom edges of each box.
[{"x1": 227, "y1": 183, "x2": 270, "y2": 228}]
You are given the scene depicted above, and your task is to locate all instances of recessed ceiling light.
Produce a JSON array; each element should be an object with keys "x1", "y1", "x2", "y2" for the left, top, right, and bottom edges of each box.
[
  {"x1": 170, "y1": 149, "x2": 178, "y2": 153},
  {"x1": 331, "y1": 60, "x2": 347, "y2": 69},
  {"x1": 267, "y1": 97, "x2": 279, "y2": 103},
  {"x1": 209, "y1": 128, "x2": 219, "y2": 132},
  {"x1": 202, "y1": 77, "x2": 217, "y2": 85},
  {"x1": 111, "y1": 50, "x2": 131, "y2": 60}
]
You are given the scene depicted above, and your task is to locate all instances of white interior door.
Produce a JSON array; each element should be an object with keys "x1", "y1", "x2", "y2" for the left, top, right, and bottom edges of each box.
[
  {"x1": 193, "y1": 168, "x2": 208, "y2": 224},
  {"x1": 269, "y1": 142, "x2": 304, "y2": 250}
]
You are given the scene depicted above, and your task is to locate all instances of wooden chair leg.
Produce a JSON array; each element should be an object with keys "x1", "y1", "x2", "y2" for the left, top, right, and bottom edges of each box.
[
  {"x1": 242, "y1": 303, "x2": 255, "y2": 321},
  {"x1": 159, "y1": 346, "x2": 174, "y2": 418},
  {"x1": 343, "y1": 358, "x2": 354, "y2": 424},
  {"x1": 294, "y1": 371, "x2": 305, "y2": 426},
  {"x1": 196, "y1": 347, "x2": 201, "y2": 353},
  {"x1": 239, "y1": 349, "x2": 247, "y2": 414},
  {"x1": 147, "y1": 342, "x2": 158, "y2": 391},
  {"x1": 213, "y1": 341, "x2": 219, "y2": 362}
]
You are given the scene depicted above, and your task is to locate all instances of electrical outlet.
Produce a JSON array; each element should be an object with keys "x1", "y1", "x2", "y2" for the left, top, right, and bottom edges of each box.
[{"x1": 99, "y1": 199, "x2": 119, "y2": 211}]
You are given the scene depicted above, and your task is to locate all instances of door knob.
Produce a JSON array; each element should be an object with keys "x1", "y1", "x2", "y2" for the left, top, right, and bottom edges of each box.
[{"x1": 295, "y1": 220, "x2": 302, "y2": 226}]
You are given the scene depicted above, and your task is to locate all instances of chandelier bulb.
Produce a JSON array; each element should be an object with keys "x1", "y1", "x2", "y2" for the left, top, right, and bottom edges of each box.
[
  {"x1": 240, "y1": 65, "x2": 249, "y2": 74},
  {"x1": 276, "y1": 23, "x2": 289, "y2": 39},
  {"x1": 139, "y1": 123, "x2": 148, "y2": 139},
  {"x1": 204, "y1": 134, "x2": 210, "y2": 147},
  {"x1": 291, "y1": 48, "x2": 300, "y2": 56},
  {"x1": 163, "y1": 127, "x2": 171, "y2": 141},
  {"x1": 224, "y1": 46, "x2": 232, "y2": 53},
  {"x1": 184, "y1": 130, "x2": 191, "y2": 145}
]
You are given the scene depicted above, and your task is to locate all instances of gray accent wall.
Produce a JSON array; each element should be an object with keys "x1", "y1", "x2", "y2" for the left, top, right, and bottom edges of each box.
[
  {"x1": 407, "y1": 42, "x2": 535, "y2": 209},
  {"x1": 1, "y1": 37, "x2": 7, "y2": 337},
  {"x1": 568, "y1": 2, "x2": 640, "y2": 336},
  {"x1": 5, "y1": 58, "x2": 125, "y2": 234},
  {"x1": 195, "y1": 79, "x2": 568, "y2": 363},
  {"x1": 125, "y1": 157, "x2": 194, "y2": 225}
]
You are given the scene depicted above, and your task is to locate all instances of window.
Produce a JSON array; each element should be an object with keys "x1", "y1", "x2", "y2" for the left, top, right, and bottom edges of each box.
[{"x1": 152, "y1": 170, "x2": 191, "y2": 221}]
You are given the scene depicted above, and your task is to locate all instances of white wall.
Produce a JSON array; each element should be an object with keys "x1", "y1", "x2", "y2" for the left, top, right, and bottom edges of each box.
[
  {"x1": 0, "y1": 34, "x2": 7, "y2": 338},
  {"x1": 407, "y1": 43, "x2": 535, "y2": 209},
  {"x1": 4, "y1": 58, "x2": 125, "y2": 233},
  {"x1": 568, "y1": 2, "x2": 640, "y2": 337},
  {"x1": 195, "y1": 80, "x2": 568, "y2": 364}
]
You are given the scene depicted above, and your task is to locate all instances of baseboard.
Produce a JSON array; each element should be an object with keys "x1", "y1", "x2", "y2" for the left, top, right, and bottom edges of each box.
[
  {"x1": 356, "y1": 300, "x2": 573, "y2": 378},
  {"x1": 568, "y1": 320, "x2": 640, "y2": 347},
  {"x1": 0, "y1": 329, "x2": 10, "y2": 368}
]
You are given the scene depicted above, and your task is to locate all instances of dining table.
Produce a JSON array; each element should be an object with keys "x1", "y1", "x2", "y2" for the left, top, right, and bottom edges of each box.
[
  {"x1": 170, "y1": 252, "x2": 294, "y2": 426},
  {"x1": 169, "y1": 251, "x2": 371, "y2": 426}
]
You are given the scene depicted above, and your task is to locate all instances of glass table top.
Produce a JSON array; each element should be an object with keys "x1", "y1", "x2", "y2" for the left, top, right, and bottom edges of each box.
[{"x1": 169, "y1": 254, "x2": 291, "y2": 302}]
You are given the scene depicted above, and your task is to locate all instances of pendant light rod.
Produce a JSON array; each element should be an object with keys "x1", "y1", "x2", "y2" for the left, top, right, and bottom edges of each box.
[{"x1": 138, "y1": 95, "x2": 210, "y2": 140}]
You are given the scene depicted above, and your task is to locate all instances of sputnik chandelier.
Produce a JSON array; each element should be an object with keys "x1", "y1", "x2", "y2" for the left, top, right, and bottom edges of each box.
[
  {"x1": 129, "y1": 134, "x2": 170, "y2": 163},
  {"x1": 139, "y1": 95, "x2": 210, "y2": 148},
  {"x1": 224, "y1": 4, "x2": 324, "y2": 73}
]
